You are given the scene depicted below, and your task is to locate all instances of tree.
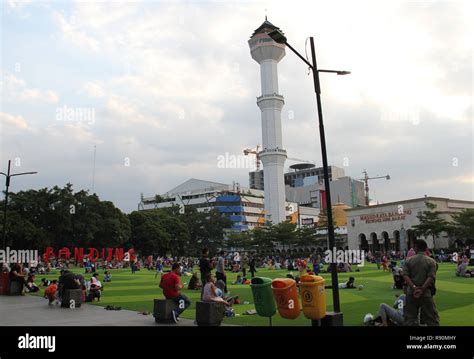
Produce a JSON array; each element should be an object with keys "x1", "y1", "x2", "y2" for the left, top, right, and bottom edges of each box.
[
  {"x1": 252, "y1": 225, "x2": 273, "y2": 253},
  {"x1": 227, "y1": 231, "x2": 253, "y2": 251},
  {"x1": 128, "y1": 210, "x2": 173, "y2": 255},
  {"x1": 179, "y1": 207, "x2": 232, "y2": 255},
  {"x1": 0, "y1": 184, "x2": 131, "y2": 250},
  {"x1": 269, "y1": 221, "x2": 298, "y2": 251},
  {"x1": 449, "y1": 208, "x2": 474, "y2": 243},
  {"x1": 412, "y1": 202, "x2": 449, "y2": 248},
  {"x1": 316, "y1": 207, "x2": 337, "y2": 230},
  {"x1": 296, "y1": 225, "x2": 318, "y2": 248}
]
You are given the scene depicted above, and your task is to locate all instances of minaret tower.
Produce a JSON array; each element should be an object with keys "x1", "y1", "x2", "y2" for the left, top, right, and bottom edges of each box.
[{"x1": 249, "y1": 18, "x2": 287, "y2": 224}]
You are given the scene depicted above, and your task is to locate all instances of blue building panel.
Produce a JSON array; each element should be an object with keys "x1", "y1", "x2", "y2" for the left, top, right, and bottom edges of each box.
[
  {"x1": 229, "y1": 215, "x2": 244, "y2": 222},
  {"x1": 215, "y1": 206, "x2": 243, "y2": 213},
  {"x1": 232, "y1": 224, "x2": 248, "y2": 231},
  {"x1": 216, "y1": 195, "x2": 241, "y2": 202}
]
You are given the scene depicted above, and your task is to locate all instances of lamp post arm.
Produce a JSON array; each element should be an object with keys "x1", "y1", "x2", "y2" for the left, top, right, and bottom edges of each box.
[
  {"x1": 11, "y1": 172, "x2": 38, "y2": 177},
  {"x1": 284, "y1": 42, "x2": 313, "y2": 69}
]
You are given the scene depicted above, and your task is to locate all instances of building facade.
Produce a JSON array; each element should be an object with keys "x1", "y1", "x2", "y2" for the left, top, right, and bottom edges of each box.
[
  {"x1": 346, "y1": 197, "x2": 474, "y2": 251},
  {"x1": 138, "y1": 178, "x2": 319, "y2": 232}
]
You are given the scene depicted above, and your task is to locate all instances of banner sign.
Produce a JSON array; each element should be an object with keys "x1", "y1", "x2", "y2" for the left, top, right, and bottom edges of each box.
[{"x1": 42, "y1": 247, "x2": 136, "y2": 263}]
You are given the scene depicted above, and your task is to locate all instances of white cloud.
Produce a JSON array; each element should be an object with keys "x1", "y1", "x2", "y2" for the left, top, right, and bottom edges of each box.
[
  {"x1": 1, "y1": 0, "x2": 472, "y2": 212},
  {"x1": 0, "y1": 112, "x2": 30, "y2": 131},
  {"x1": 82, "y1": 81, "x2": 105, "y2": 98},
  {"x1": 1, "y1": 73, "x2": 59, "y2": 103}
]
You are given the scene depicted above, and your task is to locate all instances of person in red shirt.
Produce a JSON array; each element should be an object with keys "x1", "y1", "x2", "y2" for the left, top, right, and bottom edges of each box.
[
  {"x1": 44, "y1": 280, "x2": 58, "y2": 305},
  {"x1": 159, "y1": 263, "x2": 191, "y2": 323}
]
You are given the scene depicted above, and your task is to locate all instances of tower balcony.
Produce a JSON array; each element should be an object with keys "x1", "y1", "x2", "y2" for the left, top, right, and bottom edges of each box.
[
  {"x1": 257, "y1": 93, "x2": 285, "y2": 110},
  {"x1": 259, "y1": 148, "x2": 287, "y2": 165}
]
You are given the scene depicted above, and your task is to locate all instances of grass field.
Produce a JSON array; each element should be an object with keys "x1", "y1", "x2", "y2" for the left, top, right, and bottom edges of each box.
[{"x1": 31, "y1": 263, "x2": 474, "y2": 326}]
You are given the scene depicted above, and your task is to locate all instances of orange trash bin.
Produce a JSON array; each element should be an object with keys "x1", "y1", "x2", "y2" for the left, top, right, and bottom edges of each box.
[
  {"x1": 271, "y1": 278, "x2": 300, "y2": 320},
  {"x1": 299, "y1": 274, "x2": 326, "y2": 320}
]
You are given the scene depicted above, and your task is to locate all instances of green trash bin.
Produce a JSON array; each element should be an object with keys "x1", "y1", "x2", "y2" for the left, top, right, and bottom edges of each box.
[{"x1": 250, "y1": 277, "x2": 276, "y2": 320}]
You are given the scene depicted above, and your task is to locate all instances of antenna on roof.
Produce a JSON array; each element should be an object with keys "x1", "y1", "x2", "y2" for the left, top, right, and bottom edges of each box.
[{"x1": 265, "y1": 9, "x2": 267, "y2": 21}]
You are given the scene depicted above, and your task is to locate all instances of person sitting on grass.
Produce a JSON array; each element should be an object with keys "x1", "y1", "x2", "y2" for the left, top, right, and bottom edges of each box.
[
  {"x1": 202, "y1": 273, "x2": 234, "y2": 306},
  {"x1": 232, "y1": 275, "x2": 243, "y2": 285},
  {"x1": 392, "y1": 266, "x2": 404, "y2": 289},
  {"x1": 455, "y1": 257, "x2": 469, "y2": 277},
  {"x1": 44, "y1": 280, "x2": 58, "y2": 305},
  {"x1": 104, "y1": 271, "x2": 112, "y2": 282},
  {"x1": 377, "y1": 288, "x2": 407, "y2": 326},
  {"x1": 25, "y1": 274, "x2": 39, "y2": 293},
  {"x1": 188, "y1": 272, "x2": 202, "y2": 290},
  {"x1": 159, "y1": 262, "x2": 191, "y2": 323},
  {"x1": 41, "y1": 278, "x2": 50, "y2": 287}
]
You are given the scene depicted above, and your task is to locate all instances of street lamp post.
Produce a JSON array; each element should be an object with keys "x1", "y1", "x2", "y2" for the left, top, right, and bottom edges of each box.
[
  {"x1": 1, "y1": 160, "x2": 38, "y2": 250},
  {"x1": 268, "y1": 29, "x2": 350, "y2": 324}
]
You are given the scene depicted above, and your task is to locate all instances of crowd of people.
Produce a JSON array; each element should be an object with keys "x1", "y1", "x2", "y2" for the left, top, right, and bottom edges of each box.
[
  {"x1": 1, "y1": 241, "x2": 472, "y2": 326},
  {"x1": 1, "y1": 262, "x2": 106, "y2": 305}
]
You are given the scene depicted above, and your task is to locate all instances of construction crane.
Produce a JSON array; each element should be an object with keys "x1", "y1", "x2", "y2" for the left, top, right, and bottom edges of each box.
[
  {"x1": 359, "y1": 169, "x2": 391, "y2": 206},
  {"x1": 243, "y1": 145, "x2": 312, "y2": 172},
  {"x1": 243, "y1": 145, "x2": 261, "y2": 171}
]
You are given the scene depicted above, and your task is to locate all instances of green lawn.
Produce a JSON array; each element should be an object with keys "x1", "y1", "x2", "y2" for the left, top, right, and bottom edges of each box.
[{"x1": 31, "y1": 263, "x2": 474, "y2": 326}]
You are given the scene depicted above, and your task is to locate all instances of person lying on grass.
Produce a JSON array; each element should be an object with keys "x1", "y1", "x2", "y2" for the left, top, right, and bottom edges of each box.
[
  {"x1": 325, "y1": 277, "x2": 357, "y2": 289},
  {"x1": 232, "y1": 275, "x2": 243, "y2": 285}
]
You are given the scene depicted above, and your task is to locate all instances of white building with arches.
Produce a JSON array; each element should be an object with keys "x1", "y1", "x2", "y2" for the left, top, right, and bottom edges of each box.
[{"x1": 346, "y1": 197, "x2": 474, "y2": 251}]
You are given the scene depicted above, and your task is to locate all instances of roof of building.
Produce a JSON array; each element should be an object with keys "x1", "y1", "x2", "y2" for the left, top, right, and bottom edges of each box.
[
  {"x1": 251, "y1": 17, "x2": 283, "y2": 37},
  {"x1": 164, "y1": 178, "x2": 229, "y2": 196},
  {"x1": 345, "y1": 196, "x2": 474, "y2": 211}
]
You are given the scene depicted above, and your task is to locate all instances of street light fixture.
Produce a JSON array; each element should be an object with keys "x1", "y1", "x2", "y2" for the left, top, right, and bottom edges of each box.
[
  {"x1": 1, "y1": 160, "x2": 38, "y2": 250},
  {"x1": 268, "y1": 28, "x2": 350, "y2": 324}
]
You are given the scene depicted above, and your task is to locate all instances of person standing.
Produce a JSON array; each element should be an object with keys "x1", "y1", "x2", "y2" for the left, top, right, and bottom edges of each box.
[
  {"x1": 241, "y1": 254, "x2": 248, "y2": 277},
  {"x1": 215, "y1": 250, "x2": 227, "y2": 293},
  {"x1": 402, "y1": 240, "x2": 440, "y2": 326},
  {"x1": 249, "y1": 255, "x2": 256, "y2": 278},
  {"x1": 159, "y1": 263, "x2": 191, "y2": 323},
  {"x1": 199, "y1": 248, "x2": 213, "y2": 299}
]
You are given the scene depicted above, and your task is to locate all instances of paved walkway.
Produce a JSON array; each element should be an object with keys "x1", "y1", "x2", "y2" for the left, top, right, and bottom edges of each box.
[{"x1": 0, "y1": 295, "x2": 196, "y2": 326}]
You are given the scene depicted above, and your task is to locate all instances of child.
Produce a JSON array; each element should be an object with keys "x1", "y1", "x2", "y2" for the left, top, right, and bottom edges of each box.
[
  {"x1": 232, "y1": 275, "x2": 243, "y2": 285},
  {"x1": 104, "y1": 271, "x2": 112, "y2": 282},
  {"x1": 382, "y1": 256, "x2": 389, "y2": 272},
  {"x1": 44, "y1": 280, "x2": 58, "y2": 305}
]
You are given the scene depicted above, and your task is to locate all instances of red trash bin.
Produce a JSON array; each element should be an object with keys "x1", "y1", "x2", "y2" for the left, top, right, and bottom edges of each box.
[{"x1": 0, "y1": 272, "x2": 10, "y2": 295}]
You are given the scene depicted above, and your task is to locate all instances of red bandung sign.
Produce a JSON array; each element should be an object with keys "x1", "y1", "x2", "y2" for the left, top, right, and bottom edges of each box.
[{"x1": 42, "y1": 247, "x2": 136, "y2": 263}]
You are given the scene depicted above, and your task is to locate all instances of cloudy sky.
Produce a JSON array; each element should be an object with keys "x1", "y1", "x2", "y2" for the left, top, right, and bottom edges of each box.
[{"x1": 1, "y1": 0, "x2": 472, "y2": 213}]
